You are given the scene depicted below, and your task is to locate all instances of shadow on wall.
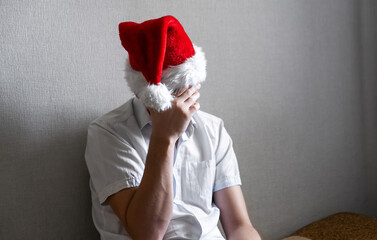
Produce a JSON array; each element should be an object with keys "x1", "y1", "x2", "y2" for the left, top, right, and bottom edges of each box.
[{"x1": 0, "y1": 100, "x2": 100, "y2": 239}]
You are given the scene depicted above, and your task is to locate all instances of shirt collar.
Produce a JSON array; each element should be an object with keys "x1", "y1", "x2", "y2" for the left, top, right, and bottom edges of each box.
[
  {"x1": 132, "y1": 97, "x2": 197, "y2": 140},
  {"x1": 133, "y1": 97, "x2": 151, "y2": 130}
]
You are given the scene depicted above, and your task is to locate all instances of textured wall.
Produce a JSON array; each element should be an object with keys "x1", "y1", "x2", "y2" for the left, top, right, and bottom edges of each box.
[
  {"x1": 361, "y1": 0, "x2": 377, "y2": 218},
  {"x1": 0, "y1": 1, "x2": 375, "y2": 240}
]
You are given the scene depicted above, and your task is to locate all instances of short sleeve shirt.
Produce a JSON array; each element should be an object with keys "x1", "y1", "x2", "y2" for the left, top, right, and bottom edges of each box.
[{"x1": 84, "y1": 98, "x2": 242, "y2": 239}]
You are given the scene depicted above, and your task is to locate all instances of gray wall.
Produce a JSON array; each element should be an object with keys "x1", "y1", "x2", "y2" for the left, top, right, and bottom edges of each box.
[
  {"x1": 361, "y1": 0, "x2": 377, "y2": 220},
  {"x1": 1, "y1": 1, "x2": 376, "y2": 239}
]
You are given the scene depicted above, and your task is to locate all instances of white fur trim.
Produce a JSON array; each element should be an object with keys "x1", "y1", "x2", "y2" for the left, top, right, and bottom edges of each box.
[
  {"x1": 161, "y1": 45, "x2": 207, "y2": 90},
  {"x1": 124, "y1": 58, "x2": 148, "y2": 96},
  {"x1": 124, "y1": 45, "x2": 206, "y2": 111}
]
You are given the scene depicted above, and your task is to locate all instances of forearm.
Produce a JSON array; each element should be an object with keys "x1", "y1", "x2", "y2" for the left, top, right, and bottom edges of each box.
[
  {"x1": 126, "y1": 134, "x2": 175, "y2": 239},
  {"x1": 123, "y1": 85, "x2": 200, "y2": 239},
  {"x1": 228, "y1": 224, "x2": 261, "y2": 240}
]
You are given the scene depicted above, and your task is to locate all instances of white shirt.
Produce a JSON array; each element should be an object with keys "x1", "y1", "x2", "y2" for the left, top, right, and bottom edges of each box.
[{"x1": 85, "y1": 97, "x2": 242, "y2": 239}]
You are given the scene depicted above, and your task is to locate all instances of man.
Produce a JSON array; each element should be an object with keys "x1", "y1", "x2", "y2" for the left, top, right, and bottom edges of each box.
[{"x1": 85, "y1": 16, "x2": 261, "y2": 239}]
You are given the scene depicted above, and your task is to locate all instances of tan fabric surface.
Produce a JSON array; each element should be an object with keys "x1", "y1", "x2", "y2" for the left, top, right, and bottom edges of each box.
[
  {"x1": 292, "y1": 212, "x2": 377, "y2": 240},
  {"x1": 282, "y1": 236, "x2": 311, "y2": 240}
]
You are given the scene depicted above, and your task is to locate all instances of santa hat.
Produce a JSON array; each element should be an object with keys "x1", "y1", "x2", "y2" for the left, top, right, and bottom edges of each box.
[{"x1": 119, "y1": 15, "x2": 206, "y2": 111}]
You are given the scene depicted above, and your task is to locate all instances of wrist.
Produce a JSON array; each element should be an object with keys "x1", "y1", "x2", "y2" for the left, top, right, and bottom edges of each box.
[
  {"x1": 147, "y1": 132, "x2": 176, "y2": 164},
  {"x1": 150, "y1": 132, "x2": 176, "y2": 147}
]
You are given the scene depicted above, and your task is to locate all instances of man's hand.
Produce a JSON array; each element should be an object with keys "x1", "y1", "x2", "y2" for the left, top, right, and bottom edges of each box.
[{"x1": 149, "y1": 83, "x2": 201, "y2": 143}]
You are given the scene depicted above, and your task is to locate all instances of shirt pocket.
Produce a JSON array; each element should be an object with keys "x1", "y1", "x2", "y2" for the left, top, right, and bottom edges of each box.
[{"x1": 180, "y1": 159, "x2": 216, "y2": 209}]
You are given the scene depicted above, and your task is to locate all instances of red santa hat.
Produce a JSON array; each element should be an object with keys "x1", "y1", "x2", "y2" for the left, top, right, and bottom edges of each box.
[{"x1": 119, "y1": 15, "x2": 206, "y2": 111}]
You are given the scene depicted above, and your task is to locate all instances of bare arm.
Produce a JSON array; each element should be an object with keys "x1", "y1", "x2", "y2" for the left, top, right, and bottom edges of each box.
[
  {"x1": 108, "y1": 84, "x2": 201, "y2": 240},
  {"x1": 214, "y1": 186, "x2": 261, "y2": 240}
]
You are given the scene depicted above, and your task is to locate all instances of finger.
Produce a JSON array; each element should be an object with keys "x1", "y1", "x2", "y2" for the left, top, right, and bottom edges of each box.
[
  {"x1": 174, "y1": 88, "x2": 186, "y2": 97},
  {"x1": 184, "y1": 91, "x2": 200, "y2": 106},
  {"x1": 189, "y1": 101, "x2": 200, "y2": 112},
  {"x1": 178, "y1": 84, "x2": 201, "y2": 102}
]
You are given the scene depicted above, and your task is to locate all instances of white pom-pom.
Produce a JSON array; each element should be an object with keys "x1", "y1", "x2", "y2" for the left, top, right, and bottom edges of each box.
[{"x1": 139, "y1": 83, "x2": 173, "y2": 111}]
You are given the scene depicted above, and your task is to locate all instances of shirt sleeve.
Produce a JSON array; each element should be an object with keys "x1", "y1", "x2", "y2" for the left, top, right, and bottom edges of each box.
[
  {"x1": 213, "y1": 120, "x2": 242, "y2": 192},
  {"x1": 84, "y1": 122, "x2": 144, "y2": 204}
]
